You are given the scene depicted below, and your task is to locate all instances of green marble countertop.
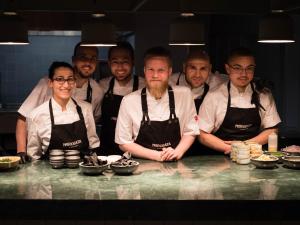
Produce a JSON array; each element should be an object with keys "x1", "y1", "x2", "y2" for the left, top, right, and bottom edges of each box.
[{"x1": 1, "y1": 155, "x2": 300, "y2": 200}]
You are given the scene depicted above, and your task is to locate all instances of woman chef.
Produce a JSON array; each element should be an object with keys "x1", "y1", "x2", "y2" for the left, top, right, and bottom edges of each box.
[
  {"x1": 198, "y1": 47, "x2": 281, "y2": 154},
  {"x1": 26, "y1": 62, "x2": 100, "y2": 160}
]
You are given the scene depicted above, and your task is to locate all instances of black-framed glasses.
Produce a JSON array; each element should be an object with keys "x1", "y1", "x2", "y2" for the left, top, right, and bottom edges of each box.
[
  {"x1": 229, "y1": 65, "x2": 255, "y2": 74},
  {"x1": 52, "y1": 77, "x2": 76, "y2": 85}
]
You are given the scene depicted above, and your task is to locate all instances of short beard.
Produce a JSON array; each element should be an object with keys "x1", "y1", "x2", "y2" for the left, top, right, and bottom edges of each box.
[{"x1": 147, "y1": 80, "x2": 168, "y2": 99}]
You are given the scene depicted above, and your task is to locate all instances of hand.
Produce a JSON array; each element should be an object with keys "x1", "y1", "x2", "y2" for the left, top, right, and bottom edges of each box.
[
  {"x1": 161, "y1": 147, "x2": 182, "y2": 161},
  {"x1": 17, "y1": 152, "x2": 30, "y2": 164}
]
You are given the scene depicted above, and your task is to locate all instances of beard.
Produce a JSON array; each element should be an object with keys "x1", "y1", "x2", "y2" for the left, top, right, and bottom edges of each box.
[
  {"x1": 146, "y1": 80, "x2": 169, "y2": 99},
  {"x1": 74, "y1": 65, "x2": 93, "y2": 79}
]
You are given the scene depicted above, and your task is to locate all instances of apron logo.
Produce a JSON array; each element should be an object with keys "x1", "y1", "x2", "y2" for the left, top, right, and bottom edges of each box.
[
  {"x1": 63, "y1": 140, "x2": 82, "y2": 147},
  {"x1": 152, "y1": 142, "x2": 171, "y2": 148},
  {"x1": 235, "y1": 124, "x2": 252, "y2": 130}
]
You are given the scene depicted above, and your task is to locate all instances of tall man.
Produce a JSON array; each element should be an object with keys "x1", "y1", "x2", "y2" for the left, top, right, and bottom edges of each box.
[
  {"x1": 99, "y1": 41, "x2": 144, "y2": 156},
  {"x1": 198, "y1": 47, "x2": 281, "y2": 154},
  {"x1": 16, "y1": 42, "x2": 104, "y2": 162},
  {"x1": 115, "y1": 46, "x2": 199, "y2": 161}
]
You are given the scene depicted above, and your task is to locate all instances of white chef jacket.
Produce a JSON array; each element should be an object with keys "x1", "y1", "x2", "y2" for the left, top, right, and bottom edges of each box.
[
  {"x1": 99, "y1": 75, "x2": 145, "y2": 96},
  {"x1": 27, "y1": 98, "x2": 100, "y2": 159},
  {"x1": 169, "y1": 71, "x2": 228, "y2": 100},
  {"x1": 198, "y1": 82, "x2": 281, "y2": 133},
  {"x1": 115, "y1": 86, "x2": 199, "y2": 145},
  {"x1": 18, "y1": 77, "x2": 104, "y2": 122}
]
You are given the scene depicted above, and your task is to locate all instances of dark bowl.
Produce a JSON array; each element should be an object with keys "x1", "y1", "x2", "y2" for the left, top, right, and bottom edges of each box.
[
  {"x1": 79, "y1": 162, "x2": 109, "y2": 175},
  {"x1": 110, "y1": 161, "x2": 139, "y2": 174},
  {"x1": 251, "y1": 156, "x2": 278, "y2": 169},
  {"x1": 282, "y1": 156, "x2": 300, "y2": 169}
]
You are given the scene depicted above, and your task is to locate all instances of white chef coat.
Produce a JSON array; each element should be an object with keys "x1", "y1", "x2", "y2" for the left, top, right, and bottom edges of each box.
[
  {"x1": 99, "y1": 75, "x2": 145, "y2": 96},
  {"x1": 169, "y1": 71, "x2": 228, "y2": 100},
  {"x1": 18, "y1": 77, "x2": 104, "y2": 122},
  {"x1": 198, "y1": 82, "x2": 281, "y2": 133},
  {"x1": 27, "y1": 97, "x2": 100, "y2": 159},
  {"x1": 115, "y1": 86, "x2": 199, "y2": 145}
]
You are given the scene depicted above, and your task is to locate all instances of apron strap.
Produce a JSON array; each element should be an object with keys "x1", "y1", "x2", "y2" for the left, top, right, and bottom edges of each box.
[
  {"x1": 71, "y1": 98, "x2": 85, "y2": 122},
  {"x1": 250, "y1": 82, "x2": 265, "y2": 111},
  {"x1": 105, "y1": 77, "x2": 115, "y2": 98},
  {"x1": 226, "y1": 81, "x2": 231, "y2": 109},
  {"x1": 176, "y1": 72, "x2": 183, "y2": 85},
  {"x1": 141, "y1": 88, "x2": 150, "y2": 124},
  {"x1": 133, "y1": 75, "x2": 139, "y2": 91},
  {"x1": 168, "y1": 86, "x2": 177, "y2": 120},
  {"x1": 85, "y1": 79, "x2": 92, "y2": 103},
  {"x1": 49, "y1": 99, "x2": 55, "y2": 126}
]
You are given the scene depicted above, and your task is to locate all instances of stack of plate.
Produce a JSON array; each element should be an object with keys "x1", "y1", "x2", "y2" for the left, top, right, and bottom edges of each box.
[
  {"x1": 49, "y1": 150, "x2": 64, "y2": 169},
  {"x1": 65, "y1": 150, "x2": 81, "y2": 168}
]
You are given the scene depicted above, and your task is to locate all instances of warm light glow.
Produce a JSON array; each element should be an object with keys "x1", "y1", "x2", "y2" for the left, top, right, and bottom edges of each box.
[
  {"x1": 258, "y1": 40, "x2": 295, "y2": 43},
  {"x1": 0, "y1": 42, "x2": 29, "y2": 45},
  {"x1": 80, "y1": 43, "x2": 116, "y2": 47},
  {"x1": 169, "y1": 43, "x2": 205, "y2": 46}
]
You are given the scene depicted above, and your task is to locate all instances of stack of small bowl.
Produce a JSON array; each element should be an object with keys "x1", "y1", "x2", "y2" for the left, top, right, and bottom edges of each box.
[
  {"x1": 49, "y1": 149, "x2": 64, "y2": 169},
  {"x1": 64, "y1": 150, "x2": 81, "y2": 168}
]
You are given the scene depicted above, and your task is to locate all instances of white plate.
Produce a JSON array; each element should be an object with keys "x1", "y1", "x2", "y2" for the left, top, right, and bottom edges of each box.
[{"x1": 98, "y1": 155, "x2": 122, "y2": 164}]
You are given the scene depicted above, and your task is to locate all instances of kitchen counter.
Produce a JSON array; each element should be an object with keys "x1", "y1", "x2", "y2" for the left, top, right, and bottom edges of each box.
[{"x1": 1, "y1": 155, "x2": 300, "y2": 221}]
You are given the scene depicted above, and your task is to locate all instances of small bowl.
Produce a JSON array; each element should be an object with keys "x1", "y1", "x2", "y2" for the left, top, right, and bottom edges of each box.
[
  {"x1": 0, "y1": 156, "x2": 20, "y2": 170},
  {"x1": 251, "y1": 155, "x2": 278, "y2": 169},
  {"x1": 282, "y1": 156, "x2": 300, "y2": 169},
  {"x1": 79, "y1": 162, "x2": 108, "y2": 175},
  {"x1": 110, "y1": 161, "x2": 139, "y2": 174}
]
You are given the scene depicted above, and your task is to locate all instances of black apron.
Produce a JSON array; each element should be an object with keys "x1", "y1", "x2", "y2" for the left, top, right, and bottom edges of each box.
[
  {"x1": 135, "y1": 86, "x2": 181, "y2": 151},
  {"x1": 176, "y1": 72, "x2": 209, "y2": 156},
  {"x1": 176, "y1": 72, "x2": 209, "y2": 113},
  {"x1": 214, "y1": 82, "x2": 261, "y2": 141},
  {"x1": 46, "y1": 98, "x2": 89, "y2": 158},
  {"x1": 100, "y1": 76, "x2": 139, "y2": 155}
]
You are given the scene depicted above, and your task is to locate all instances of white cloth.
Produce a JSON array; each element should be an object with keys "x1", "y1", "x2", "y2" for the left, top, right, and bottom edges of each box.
[
  {"x1": 115, "y1": 86, "x2": 200, "y2": 145},
  {"x1": 27, "y1": 98, "x2": 100, "y2": 159},
  {"x1": 198, "y1": 82, "x2": 281, "y2": 133},
  {"x1": 169, "y1": 71, "x2": 228, "y2": 99},
  {"x1": 18, "y1": 77, "x2": 104, "y2": 122},
  {"x1": 99, "y1": 76, "x2": 145, "y2": 96}
]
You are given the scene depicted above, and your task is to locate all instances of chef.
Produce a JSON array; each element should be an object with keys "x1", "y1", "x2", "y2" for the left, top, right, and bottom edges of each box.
[
  {"x1": 99, "y1": 41, "x2": 145, "y2": 156},
  {"x1": 198, "y1": 47, "x2": 281, "y2": 154},
  {"x1": 16, "y1": 43, "x2": 104, "y2": 163},
  {"x1": 115, "y1": 46, "x2": 199, "y2": 161},
  {"x1": 27, "y1": 62, "x2": 100, "y2": 160},
  {"x1": 169, "y1": 49, "x2": 227, "y2": 155}
]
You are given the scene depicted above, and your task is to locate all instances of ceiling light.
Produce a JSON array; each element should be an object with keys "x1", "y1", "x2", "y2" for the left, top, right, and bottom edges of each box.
[
  {"x1": 0, "y1": 14, "x2": 29, "y2": 45},
  {"x1": 169, "y1": 14, "x2": 205, "y2": 46},
  {"x1": 258, "y1": 13, "x2": 295, "y2": 43},
  {"x1": 81, "y1": 16, "x2": 116, "y2": 47}
]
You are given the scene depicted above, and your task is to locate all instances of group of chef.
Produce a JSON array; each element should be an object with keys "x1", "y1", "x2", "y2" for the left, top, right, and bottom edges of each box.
[{"x1": 16, "y1": 41, "x2": 281, "y2": 163}]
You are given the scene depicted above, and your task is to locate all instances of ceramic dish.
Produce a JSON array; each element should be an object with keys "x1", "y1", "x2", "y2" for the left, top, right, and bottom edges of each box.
[
  {"x1": 282, "y1": 156, "x2": 300, "y2": 169},
  {"x1": 79, "y1": 162, "x2": 108, "y2": 175},
  {"x1": 0, "y1": 156, "x2": 20, "y2": 170},
  {"x1": 250, "y1": 155, "x2": 278, "y2": 169},
  {"x1": 110, "y1": 161, "x2": 139, "y2": 174},
  {"x1": 98, "y1": 155, "x2": 122, "y2": 164}
]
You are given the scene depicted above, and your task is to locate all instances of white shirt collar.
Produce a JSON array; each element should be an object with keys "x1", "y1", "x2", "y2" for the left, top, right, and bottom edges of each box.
[{"x1": 51, "y1": 97, "x2": 76, "y2": 112}]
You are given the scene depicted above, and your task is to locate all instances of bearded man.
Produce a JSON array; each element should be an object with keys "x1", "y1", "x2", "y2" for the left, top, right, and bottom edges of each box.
[{"x1": 115, "y1": 46, "x2": 199, "y2": 161}]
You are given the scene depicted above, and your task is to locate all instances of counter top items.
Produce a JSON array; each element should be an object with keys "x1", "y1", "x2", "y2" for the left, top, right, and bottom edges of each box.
[
  {"x1": 251, "y1": 154, "x2": 279, "y2": 169},
  {"x1": 98, "y1": 155, "x2": 122, "y2": 164},
  {"x1": 231, "y1": 141, "x2": 263, "y2": 165},
  {"x1": 0, "y1": 156, "x2": 20, "y2": 170},
  {"x1": 282, "y1": 156, "x2": 300, "y2": 169},
  {"x1": 110, "y1": 158, "x2": 139, "y2": 174},
  {"x1": 49, "y1": 149, "x2": 80, "y2": 169},
  {"x1": 282, "y1": 145, "x2": 300, "y2": 155},
  {"x1": 80, "y1": 153, "x2": 108, "y2": 175}
]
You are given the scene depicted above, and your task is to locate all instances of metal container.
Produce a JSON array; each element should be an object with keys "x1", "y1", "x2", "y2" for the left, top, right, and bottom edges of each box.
[
  {"x1": 282, "y1": 156, "x2": 300, "y2": 169},
  {"x1": 79, "y1": 162, "x2": 108, "y2": 175}
]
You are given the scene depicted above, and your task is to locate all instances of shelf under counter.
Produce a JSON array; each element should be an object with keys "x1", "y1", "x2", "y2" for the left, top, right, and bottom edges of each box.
[{"x1": 0, "y1": 155, "x2": 300, "y2": 221}]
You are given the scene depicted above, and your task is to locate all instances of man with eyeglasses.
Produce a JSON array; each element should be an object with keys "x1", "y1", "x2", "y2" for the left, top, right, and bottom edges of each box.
[
  {"x1": 98, "y1": 41, "x2": 145, "y2": 156},
  {"x1": 16, "y1": 42, "x2": 104, "y2": 163},
  {"x1": 198, "y1": 47, "x2": 281, "y2": 154}
]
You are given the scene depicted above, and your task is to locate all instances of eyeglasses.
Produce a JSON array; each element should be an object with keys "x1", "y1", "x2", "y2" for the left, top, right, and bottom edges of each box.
[
  {"x1": 52, "y1": 77, "x2": 76, "y2": 85},
  {"x1": 75, "y1": 54, "x2": 98, "y2": 62},
  {"x1": 229, "y1": 65, "x2": 255, "y2": 74}
]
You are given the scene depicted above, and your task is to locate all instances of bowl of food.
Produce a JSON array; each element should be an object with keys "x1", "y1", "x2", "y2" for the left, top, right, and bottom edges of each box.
[
  {"x1": 0, "y1": 156, "x2": 21, "y2": 170},
  {"x1": 110, "y1": 159, "x2": 139, "y2": 175},
  {"x1": 281, "y1": 145, "x2": 300, "y2": 156},
  {"x1": 282, "y1": 156, "x2": 300, "y2": 169},
  {"x1": 79, "y1": 162, "x2": 108, "y2": 175},
  {"x1": 250, "y1": 154, "x2": 279, "y2": 169},
  {"x1": 266, "y1": 151, "x2": 285, "y2": 163}
]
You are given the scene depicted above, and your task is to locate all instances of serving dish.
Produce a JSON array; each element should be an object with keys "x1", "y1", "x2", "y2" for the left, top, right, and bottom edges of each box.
[
  {"x1": 282, "y1": 156, "x2": 300, "y2": 169},
  {"x1": 110, "y1": 160, "x2": 139, "y2": 174},
  {"x1": 0, "y1": 156, "x2": 20, "y2": 170},
  {"x1": 79, "y1": 162, "x2": 108, "y2": 175},
  {"x1": 250, "y1": 155, "x2": 278, "y2": 169}
]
